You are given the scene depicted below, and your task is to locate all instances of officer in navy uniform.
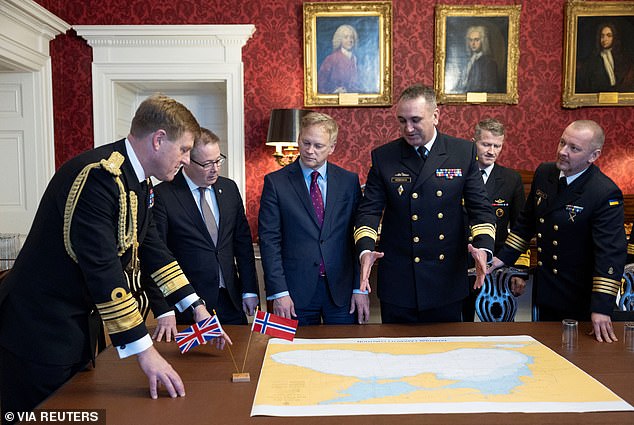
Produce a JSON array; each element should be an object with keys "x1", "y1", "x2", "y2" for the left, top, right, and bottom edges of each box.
[
  {"x1": 355, "y1": 84, "x2": 496, "y2": 323},
  {"x1": 0, "y1": 95, "x2": 229, "y2": 423},
  {"x1": 463, "y1": 118, "x2": 528, "y2": 321},
  {"x1": 491, "y1": 120, "x2": 626, "y2": 343}
]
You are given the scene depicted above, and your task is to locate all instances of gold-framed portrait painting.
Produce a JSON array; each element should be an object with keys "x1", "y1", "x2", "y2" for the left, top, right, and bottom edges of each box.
[
  {"x1": 562, "y1": 0, "x2": 634, "y2": 108},
  {"x1": 303, "y1": 1, "x2": 392, "y2": 107},
  {"x1": 434, "y1": 5, "x2": 521, "y2": 104}
]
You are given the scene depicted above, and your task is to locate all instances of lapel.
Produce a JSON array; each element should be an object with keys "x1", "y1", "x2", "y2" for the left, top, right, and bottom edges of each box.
[
  {"x1": 412, "y1": 134, "x2": 449, "y2": 190},
  {"x1": 212, "y1": 177, "x2": 228, "y2": 243},
  {"x1": 321, "y1": 163, "x2": 341, "y2": 235},
  {"x1": 539, "y1": 165, "x2": 595, "y2": 216},
  {"x1": 117, "y1": 140, "x2": 151, "y2": 239},
  {"x1": 288, "y1": 160, "x2": 321, "y2": 229},
  {"x1": 172, "y1": 170, "x2": 215, "y2": 246},
  {"x1": 487, "y1": 165, "x2": 503, "y2": 199}
]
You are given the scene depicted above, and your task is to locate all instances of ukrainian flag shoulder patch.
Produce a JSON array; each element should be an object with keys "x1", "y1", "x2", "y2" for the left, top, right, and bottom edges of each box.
[{"x1": 608, "y1": 199, "x2": 622, "y2": 207}]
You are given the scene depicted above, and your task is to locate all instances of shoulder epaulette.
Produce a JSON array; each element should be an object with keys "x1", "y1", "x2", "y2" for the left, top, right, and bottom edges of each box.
[{"x1": 63, "y1": 151, "x2": 138, "y2": 262}]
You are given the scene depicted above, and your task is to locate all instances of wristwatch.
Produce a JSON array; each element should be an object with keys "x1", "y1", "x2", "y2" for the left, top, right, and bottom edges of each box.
[{"x1": 189, "y1": 297, "x2": 206, "y2": 313}]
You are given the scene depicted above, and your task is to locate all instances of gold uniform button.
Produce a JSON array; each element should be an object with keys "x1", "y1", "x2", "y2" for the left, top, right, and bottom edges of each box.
[
  {"x1": 413, "y1": 236, "x2": 420, "y2": 243},
  {"x1": 537, "y1": 233, "x2": 542, "y2": 238},
  {"x1": 538, "y1": 261, "x2": 543, "y2": 266},
  {"x1": 436, "y1": 190, "x2": 443, "y2": 197},
  {"x1": 412, "y1": 214, "x2": 418, "y2": 221},
  {"x1": 539, "y1": 218, "x2": 545, "y2": 223},
  {"x1": 537, "y1": 247, "x2": 542, "y2": 252},
  {"x1": 438, "y1": 234, "x2": 445, "y2": 240},
  {"x1": 437, "y1": 212, "x2": 444, "y2": 219},
  {"x1": 439, "y1": 254, "x2": 445, "y2": 260},
  {"x1": 468, "y1": 236, "x2": 473, "y2": 242},
  {"x1": 414, "y1": 257, "x2": 420, "y2": 263},
  {"x1": 553, "y1": 255, "x2": 558, "y2": 260},
  {"x1": 553, "y1": 269, "x2": 558, "y2": 275},
  {"x1": 412, "y1": 192, "x2": 418, "y2": 199},
  {"x1": 553, "y1": 225, "x2": 559, "y2": 231},
  {"x1": 553, "y1": 240, "x2": 558, "y2": 246}
]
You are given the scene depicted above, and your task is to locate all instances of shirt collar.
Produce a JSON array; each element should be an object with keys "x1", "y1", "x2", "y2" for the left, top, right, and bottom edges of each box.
[
  {"x1": 183, "y1": 169, "x2": 205, "y2": 192},
  {"x1": 559, "y1": 166, "x2": 589, "y2": 185},
  {"x1": 423, "y1": 128, "x2": 438, "y2": 153},
  {"x1": 299, "y1": 159, "x2": 328, "y2": 180},
  {"x1": 481, "y1": 163, "x2": 495, "y2": 177},
  {"x1": 124, "y1": 138, "x2": 146, "y2": 183}
]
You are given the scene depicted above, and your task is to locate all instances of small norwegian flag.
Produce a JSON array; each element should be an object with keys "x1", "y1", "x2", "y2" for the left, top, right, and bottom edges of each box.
[{"x1": 251, "y1": 310, "x2": 298, "y2": 341}]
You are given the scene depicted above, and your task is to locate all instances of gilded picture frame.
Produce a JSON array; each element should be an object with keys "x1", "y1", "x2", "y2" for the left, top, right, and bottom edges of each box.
[
  {"x1": 562, "y1": 0, "x2": 634, "y2": 108},
  {"x1": 303, "y1": 1, "x2": 392, "y2": 107},
  {"x1": 434, "y1": 4, "x2": 521, "y2": 105}
]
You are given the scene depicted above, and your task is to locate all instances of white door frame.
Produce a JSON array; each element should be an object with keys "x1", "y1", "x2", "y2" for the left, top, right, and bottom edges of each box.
[
  {"x1": 0, "y1": 0, "x2": 70, "y2": 234},
  {"x1": 73, "y1": 25, "x2": 255, "y2": 198}
]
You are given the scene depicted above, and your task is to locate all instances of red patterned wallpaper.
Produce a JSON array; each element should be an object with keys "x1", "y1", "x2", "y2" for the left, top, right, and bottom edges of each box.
[{"x1": 37, "y1": 0, "x2": 634, "y2": 236}]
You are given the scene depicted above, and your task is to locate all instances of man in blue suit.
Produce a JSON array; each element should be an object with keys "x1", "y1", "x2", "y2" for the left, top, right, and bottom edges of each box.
[
  {"x1": 146, "y1": 128, "x2": 259, "y2": 339},
  {"x1": 259, "y1": 112, "x2": 368, "y2": 325}
]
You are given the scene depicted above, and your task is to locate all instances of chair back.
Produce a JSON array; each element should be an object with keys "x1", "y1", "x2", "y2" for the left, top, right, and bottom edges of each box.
[
  {"x1": 619, "y1": 264, "x2": 634, "y2": 312},
  {"x1": 474, "y1": 267, "x2": 526, "y2": 322}
]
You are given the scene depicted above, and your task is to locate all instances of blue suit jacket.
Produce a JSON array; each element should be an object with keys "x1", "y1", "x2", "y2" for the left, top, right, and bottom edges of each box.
[
  {"x1": 147, "y1": 169, "x2": 258, "y2": 322},
  {"x1": 258, "y1": 160, "x2": 361, "y2": 309}
]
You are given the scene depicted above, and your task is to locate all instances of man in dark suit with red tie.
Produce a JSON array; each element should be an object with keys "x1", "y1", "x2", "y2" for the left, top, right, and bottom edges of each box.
[
  {"x1": 146, "y1": 128, "x2": 259, "y2": 340},
  {"x1": 259, "y1": 112, "x2": 368, "y2": 325}
]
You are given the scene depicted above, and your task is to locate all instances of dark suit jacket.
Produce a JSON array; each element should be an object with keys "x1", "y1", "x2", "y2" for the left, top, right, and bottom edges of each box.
[
  {"x1": 498, "y1": 162, "x2": 626, "y2": 318},
  {"x1": 464, "y1": 54, "x2": 501, "y2": 93},
  {"x1": 258, "y1": 160, "x2": 362, "y2": 309},
  {"x1": 355, "y1": 134, "x2": 496, "y2": 311},
  {"x1": 0, "y1": 140, "x2": 194, "y2": 365},
  {"x1": 146, "y1": 170, "x2": 258, "y2": 323},
  {"x1": 485, "y1": 164, "x2": 526, "y2": 254},
  {"x1": 576, "y1": 50, "x2": 634, "y2": 93}
]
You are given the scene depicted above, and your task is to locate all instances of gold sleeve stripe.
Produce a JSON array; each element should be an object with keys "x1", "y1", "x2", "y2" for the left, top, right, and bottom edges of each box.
[
  {"x1": 514, "y1": 250, "x2": 531, "y2": 268},
  {"x1": 505, "y1": 231, "x2": 530, "y2": 253},
  {"x1": 628, "y1": 243, "x2": 634, "y2": 255},
  {"x1": 150, "y1": 261, "x2": 190, "y2": 297},
  {"x1": 471, "y1": 223, "x2": 495, "y2": 239},
  {"x1": 96, "y1": 291, "x2": 144, "y2": 335},
  {"x1": 592, "y1": 276, "x2": 622, "y2": 296},
  {"x1": 354, "y1": 226, "x2": 378, "y2": 244}
]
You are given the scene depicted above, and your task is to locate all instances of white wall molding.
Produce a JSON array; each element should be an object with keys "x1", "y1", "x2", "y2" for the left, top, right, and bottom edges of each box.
[{"x1": 74, "y1": 24, "x2": 256, "y2": 196}]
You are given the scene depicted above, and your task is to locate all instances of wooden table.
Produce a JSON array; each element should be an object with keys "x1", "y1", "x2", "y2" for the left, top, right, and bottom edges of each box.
[{"x1": 39, "y1": 322, "x2": 634, "y2": 424}]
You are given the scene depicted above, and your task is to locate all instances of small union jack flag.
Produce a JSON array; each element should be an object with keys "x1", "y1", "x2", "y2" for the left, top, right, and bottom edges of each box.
[
  {"x1": 251, "y1": 310, "x2": 298, "y2": 341},
  {"x1": 175, "y1": 315, "x2": 223, "y2": 353}
]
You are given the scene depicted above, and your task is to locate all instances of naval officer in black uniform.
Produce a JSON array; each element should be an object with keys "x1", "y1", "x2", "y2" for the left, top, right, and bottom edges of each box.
[
  {"x1": 0, "y1": 95, "x2": 230, "y2": 423},
  {"x1": 354, "y1": 84, "x2": 496, "y2": 323},
  {"x1": 463, "y1": 118, "x2": 528, "y2": 321},
  {"x1": 491, "y1": 120, "x2": 626, "y2": 342}
]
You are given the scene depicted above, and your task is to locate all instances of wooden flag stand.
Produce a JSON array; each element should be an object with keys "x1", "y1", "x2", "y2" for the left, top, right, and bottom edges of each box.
[
  {"x1": 232, "y1": 372, "x2": 250, "y2": 383},
  {"x1": 224, "y1": 308, "x2": 255, "y2": 383}
]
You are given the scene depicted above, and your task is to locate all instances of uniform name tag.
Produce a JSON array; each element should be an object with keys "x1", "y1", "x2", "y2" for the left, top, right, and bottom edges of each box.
[{"x1": 391, "y1": 172, "x2": 411, "y2": 183}]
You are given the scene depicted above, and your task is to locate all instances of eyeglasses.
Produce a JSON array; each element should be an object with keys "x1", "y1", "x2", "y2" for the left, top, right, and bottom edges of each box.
[{"x1": 191, "y1": 154, "x2": 226, "y2": 169}]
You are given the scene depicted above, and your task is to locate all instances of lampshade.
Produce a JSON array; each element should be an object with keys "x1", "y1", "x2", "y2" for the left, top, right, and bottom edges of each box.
[{"x1": 265, "y1": 108, "x2": 310, "y2": 148}]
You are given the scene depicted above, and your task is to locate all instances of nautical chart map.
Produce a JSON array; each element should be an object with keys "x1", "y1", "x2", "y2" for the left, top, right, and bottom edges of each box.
[{"x1": 251, "y1": 336, "x2": 633, "y2": 416}]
